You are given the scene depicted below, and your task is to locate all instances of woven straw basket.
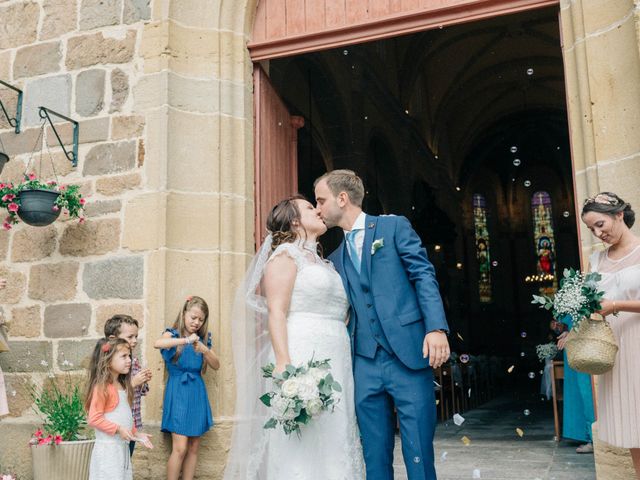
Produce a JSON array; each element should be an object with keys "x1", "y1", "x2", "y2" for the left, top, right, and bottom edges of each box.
[{"x1": 565, "y1": 319, "x2": 618, "y2": 375}]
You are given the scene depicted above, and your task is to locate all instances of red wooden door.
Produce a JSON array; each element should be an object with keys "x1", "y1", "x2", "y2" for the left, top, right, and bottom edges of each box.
[{"x1": 254, "y1": 65, "x2": 304, "y2": 247}]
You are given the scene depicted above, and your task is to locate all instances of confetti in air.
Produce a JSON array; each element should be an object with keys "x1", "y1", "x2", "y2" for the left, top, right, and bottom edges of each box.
[{"x1": 516, "y1": 428, "x2": 524, "y2": 437}]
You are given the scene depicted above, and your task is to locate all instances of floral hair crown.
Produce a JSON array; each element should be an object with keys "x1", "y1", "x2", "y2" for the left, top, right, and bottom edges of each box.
[
  {"x1": 101, "y1": 343, "x2": 111, "y2": 353},
  {"x1": 186, "y1": 295, "x2": 193, "y2": 302},
  {"x1": 583, "y1": 193, "x2": 620, "y2": 207}
]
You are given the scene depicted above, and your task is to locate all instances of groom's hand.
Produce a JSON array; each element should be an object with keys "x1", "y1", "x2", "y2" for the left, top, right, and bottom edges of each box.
[{"x1": 423, "y1": 331, "x2": 450, "y2": 368}]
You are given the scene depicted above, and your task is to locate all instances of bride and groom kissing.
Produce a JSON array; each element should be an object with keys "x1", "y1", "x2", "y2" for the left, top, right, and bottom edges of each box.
[{"x1": 224, "y1": 169, "x2": 451, "y2": 480}]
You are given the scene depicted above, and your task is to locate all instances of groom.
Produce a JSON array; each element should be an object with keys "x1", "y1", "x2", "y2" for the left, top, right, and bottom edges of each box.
[{"x1": 315, "y1": 170, "x2": 450, "y2": 480}]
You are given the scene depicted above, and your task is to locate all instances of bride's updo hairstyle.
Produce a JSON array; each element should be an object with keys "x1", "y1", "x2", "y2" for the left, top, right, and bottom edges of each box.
[
  {"x1": 581, "y1": 191, "x2": 635, "y2": 228},
  {"x1": 266, "y1": 194, "x2": 308, "y2": 251}
]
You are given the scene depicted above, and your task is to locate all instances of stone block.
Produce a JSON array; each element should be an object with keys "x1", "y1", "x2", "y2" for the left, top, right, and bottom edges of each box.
[
  {"x1": 13, "y1": 41, "x2": 62, "y2": 79},
  {"x1": 0, "y1": 128, "x2": 41, "y2": 159},
  {"x1": 28, "y1": 262, "x2": 79, "y2": 301},
  {"x1": 76, "y1": 69, "x2": 106, "y2": 117},
  {"x1": 167, "y1": 110, "x2": 220, "y2": 192},
  {"x1": 83, "y1": 141, "x2": 137, "y2": 175},
  {"x1": 83, "y1": 256, "x2": 144, "y2": 299},
  {"x1": 11, "y1": 225, "x2": 57, "y2": 262},
  {"x1": 122, "y1": 193, "x2": 165, "y2": 251},
  {"x1": 0, "y1": 2, "x2": 39, "y2": 50},
  {"x1": 0, "y1": 267, "x2": 26, "y2": 304},
  {"x1": 58, "y1": 339, "x2": 97, "y2": 371},
  {"x1": 95, "y1": 302, "x2": 144, "y2": 335},
  {"x1": 112, "y1": 115, "x2": 145, "y2": 140},
  {"x1": 23, "y1": 75, "x2": 72, "y2": 127},
  {"x1": 41, "y1": 0, "x2": 79, "y2": 40},
  {"x1": 43, "y1": 303, "x2": 91, "y2": 338},
  {"x1": 166, "y1": 193, "x2": 218, "y2": 249},
  {"x1": 0, "y1": 229, "x2": 9, "y2": 261},
  {"x1": 110, "y1": 68, "x2": 130, "y2": 113},
  {"x1": 95, "y1": 172, "x2": 142, "y2": 196},
  {"x1": 9, "y1": 305, "x2": 41, "y2": 338},
  {"x1": 83, "y1": 199, "x2": 122, "y2": 217},
  {"x1": 168, "y1": 0, "x2": 220, "y2": 28},
  {"x1": 0, "y1": 423, "x2": 36, "y2": 478},
  {"x1": 0, "y1": 341, "x2": 53, "y2": 372},
  {"x1": 0, "y1": 50, "x2": 10, "y2": 79},
  {"x1": 124, "y1": 0, "x2": 151, "y2": 24},
  {"x1": 167, "y1": 22, "x2": 220, "y2": 78},
  {"x1": 46, "y1": 116, "x2": 110, "y2": 147},
  {"x1": 0, "y1": 157, "x2": 27, "y2": 185},
  {"x1": 138, "y1": 138, "x2": 145, "y2": 166},
  {"x1": 2, "y1": 374, "x2": 35, "y2": 417},
  {"x1": 140, "y1": 21, "x2": 169, "y2": 74},
  {"x1": 59, "y1": 218, "x2": 120, "y2": 256},
  {"x1": 80, "y1": 0, "x2": 121, "y2": 30},
  {"x1": 66, "y1": 30, "x2": 137, "y2": 70}
]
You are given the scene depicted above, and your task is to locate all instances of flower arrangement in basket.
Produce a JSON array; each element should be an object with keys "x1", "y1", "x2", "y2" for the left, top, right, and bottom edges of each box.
[
  {"x1": 535, "y1": 342, "x2": 558, "y2": 363},
  {"x1": 532, "y1": 268, "x2": 618, "y2": 374},
  {"x1": 0, "y1": 173, "x2": 85, "y2": 229},
  {"x1": 260, "y1": 358, "x2": 342, "y2": 436}
]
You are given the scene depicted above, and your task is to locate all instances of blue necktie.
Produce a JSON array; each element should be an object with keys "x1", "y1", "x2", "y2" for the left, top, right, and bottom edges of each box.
[{"x1": 347, "y1": 230, "x2": 361, "y2": 274}]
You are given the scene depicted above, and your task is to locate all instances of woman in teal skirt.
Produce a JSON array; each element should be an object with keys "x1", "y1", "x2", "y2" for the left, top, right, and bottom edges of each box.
[{"x1": 155, "y1": 296, "x2": 220, "y2": 480}]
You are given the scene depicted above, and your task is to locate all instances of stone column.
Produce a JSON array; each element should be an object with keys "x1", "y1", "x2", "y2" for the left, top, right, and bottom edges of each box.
[{"x1": 560, "y1": 1, "x2": 640, "y2": 478}]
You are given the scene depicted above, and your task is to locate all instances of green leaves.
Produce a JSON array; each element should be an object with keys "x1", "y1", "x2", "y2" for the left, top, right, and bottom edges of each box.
[
  {"x1": 30, "y1": 377, "x2": 87, "y2": 441},
  {"x1": 259, "y1": 393, "x2": 273, "y2": 407}
]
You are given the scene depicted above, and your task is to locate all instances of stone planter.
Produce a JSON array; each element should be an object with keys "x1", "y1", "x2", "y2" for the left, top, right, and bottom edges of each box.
[
  {"x1": 31, "y1": 439, "x2": 94, "y2": 480},
  {"x1": 17, "y1": 188, "x2": 61, "y2": 226}
]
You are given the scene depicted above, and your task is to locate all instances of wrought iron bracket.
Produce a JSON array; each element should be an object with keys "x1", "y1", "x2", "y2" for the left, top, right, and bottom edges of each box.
[
  {"x1": 38, "y1": 106, "x2": 79, "y2": 167},
  {"x1": 0, "y1": 80, "x2": 23, "y2": 134}
]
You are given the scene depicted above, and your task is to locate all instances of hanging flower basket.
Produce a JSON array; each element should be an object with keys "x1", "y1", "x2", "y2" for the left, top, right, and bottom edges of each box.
[{"x1": 0, "y1": 173, "x2": 85, "y2": 229}]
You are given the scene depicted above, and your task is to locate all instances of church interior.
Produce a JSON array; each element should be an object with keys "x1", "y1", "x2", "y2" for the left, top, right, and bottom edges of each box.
[{"x1": 263, "y1": 6, "x2": 580, "y2": 416}]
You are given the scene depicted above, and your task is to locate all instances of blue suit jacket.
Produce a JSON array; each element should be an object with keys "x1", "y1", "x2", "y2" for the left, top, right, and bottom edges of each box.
[{"x1": 329, "y1": 214, "x2": 449, "y2": 370}]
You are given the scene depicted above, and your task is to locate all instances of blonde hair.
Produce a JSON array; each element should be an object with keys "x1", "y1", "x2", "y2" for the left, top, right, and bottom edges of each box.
[
  {"x1": 84, "y1": 338, "x2": 134, "y2": 411},
  {"x1": 171, "y1": 296, "x2": 210, "y2": 364},
  {"x1": 314, "y1": 169, "x2": 365, "y2": 207}
]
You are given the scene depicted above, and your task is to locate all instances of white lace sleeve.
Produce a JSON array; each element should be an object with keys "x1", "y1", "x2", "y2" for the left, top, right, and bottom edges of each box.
[
  {"x1": 588, "y1": 250, "x2": 603, "y2": 272},
  {"x1": 267, "y1": 243, "x2": 308, "y2": 270}
]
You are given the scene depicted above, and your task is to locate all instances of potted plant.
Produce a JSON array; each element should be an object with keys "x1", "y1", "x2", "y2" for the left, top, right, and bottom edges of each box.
[
  {"x1": 0, "y1": 173, "x2": 85, "y2": 229},
  {"x1": 28, "y1": 376, "x2": 94, "y2": 480}
]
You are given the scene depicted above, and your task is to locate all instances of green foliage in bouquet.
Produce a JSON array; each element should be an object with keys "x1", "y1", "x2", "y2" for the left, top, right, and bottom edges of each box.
[
  {"x1": 260, "y1": 358, "x2": 342, "y2": 436},
  {"x1": 531, "y1": 268, "x2": 605, "y2": 329},
  {"x1": 29, "y1": 376, "x2": 87, "y2": 442}
]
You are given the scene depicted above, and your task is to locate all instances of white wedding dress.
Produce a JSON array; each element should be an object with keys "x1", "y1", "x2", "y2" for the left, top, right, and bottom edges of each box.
[{"x1": 261, "y1": 242, "x2": 365, "y2": 479}]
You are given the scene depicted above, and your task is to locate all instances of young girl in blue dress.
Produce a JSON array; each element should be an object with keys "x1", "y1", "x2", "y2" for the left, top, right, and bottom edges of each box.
[{"x1": 154, "y1": 296, "x2": 220, "y2": 480}]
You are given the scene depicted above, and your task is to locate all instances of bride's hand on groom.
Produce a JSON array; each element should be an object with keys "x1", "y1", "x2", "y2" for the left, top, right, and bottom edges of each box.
[{"x1": 423, "y1": 331, "x2": 450, "y2": 368}]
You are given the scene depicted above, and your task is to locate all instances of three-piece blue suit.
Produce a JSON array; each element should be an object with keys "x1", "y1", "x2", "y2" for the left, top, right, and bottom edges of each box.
[{"x1": 329, "y1": 214, "x2": 449, "y2": 480}]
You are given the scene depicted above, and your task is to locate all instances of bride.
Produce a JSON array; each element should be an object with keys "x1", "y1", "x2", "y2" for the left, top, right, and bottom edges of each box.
[{"x1": 223, "y1": 195, "x2": 365, "y2": 480}]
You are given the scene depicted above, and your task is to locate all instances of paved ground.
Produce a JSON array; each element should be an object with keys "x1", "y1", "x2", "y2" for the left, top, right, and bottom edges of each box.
[{"x1": 392, "y1": 392, "x2": 596, "y2": 480}]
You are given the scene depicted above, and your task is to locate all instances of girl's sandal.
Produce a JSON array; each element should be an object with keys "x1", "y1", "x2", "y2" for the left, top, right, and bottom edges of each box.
[{"x1": 576, "y1": 443, "x2": 594, "y2": 454}]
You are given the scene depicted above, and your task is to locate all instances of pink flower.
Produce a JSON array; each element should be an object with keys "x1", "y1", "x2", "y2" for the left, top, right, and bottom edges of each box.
[
  {"x1": 54, "y1": 435, "x2": 62, "y2": 445},
  {"x1": 79, "y1": 198, "x2": 86, "y2": 205},
  {"x1": 27, "y1": 172, "x2": 36, "y2": 181},
  {"x1": 7, "y1": 203, "x2": 18, "y2": 213},
  {"x1": 52, "y1": 205, "x2": 60, "y2": 212},
  {"x1": 34, "y1": 429, "x2": 43, "y2": 438},
  {"x1": 37, "y1": 437, "x2": 48, "y2": 445},
  {"x1": 2, "y1": 194, "x2": 15, "y2": 202},
  {"x1": 59, "y1": 185, "x2": 66, "y2": 191},
  {"x1": 79, "y1": 217, "x2": 85, "y2": 224},
  {"x1": 0, "y1": 183, "x2": 5, "y2": 189},
  {"x1": 2, "y1": 223, "x2": 12, "y2": 231},
  {"x1": 46, "y1": 180, "x2": 56, "y2": 186}
]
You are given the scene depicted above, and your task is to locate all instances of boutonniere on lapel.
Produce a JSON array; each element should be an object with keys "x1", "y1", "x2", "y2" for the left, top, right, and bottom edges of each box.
[{"x1": 371, "y1": 238, "x2": 384, "y2": 256}]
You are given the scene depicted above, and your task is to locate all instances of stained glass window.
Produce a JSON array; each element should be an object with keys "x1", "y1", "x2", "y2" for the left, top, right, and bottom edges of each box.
[
  {"x1": 472, "y1": 194, "x2": 491, "y2": 303},
  {"x1": 531, "y1": 191, "x2": 558, "y2": 293}
]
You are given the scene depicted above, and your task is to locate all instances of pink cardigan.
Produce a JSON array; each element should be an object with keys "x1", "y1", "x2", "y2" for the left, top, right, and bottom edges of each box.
[{"x1": 87, "y1": 383, "x2": 137, "y2": 436}]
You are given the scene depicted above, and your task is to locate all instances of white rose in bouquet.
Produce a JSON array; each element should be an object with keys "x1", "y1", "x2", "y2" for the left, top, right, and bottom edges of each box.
[
  {"x1": 297, "y1": 374, "x2": 319, "y2": 402},
  {"x1": 306, "y1": 398, "x2": 323, "y2": 417},
  {"x1": 272, "y1": 394, "x2": 296, "y2": 420},
  {"x1": 281, "y1": 378, "x2": 301, "y2": 398}
]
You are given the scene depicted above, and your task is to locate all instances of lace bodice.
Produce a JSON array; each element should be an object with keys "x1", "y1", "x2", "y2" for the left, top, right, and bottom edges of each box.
[
  {"x1": 268, "y1": 242, "x2": 349, "y2": 321},
  {"x1": 589, "y1": 245, "x2": 640, "y2": 301}
]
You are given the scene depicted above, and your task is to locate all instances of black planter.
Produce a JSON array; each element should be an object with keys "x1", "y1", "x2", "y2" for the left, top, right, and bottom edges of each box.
[
  {"x1": 17, "y1": 189, "x2": 62, "y2": 226},
  {"x1": 0, "y1": 151, "x2": 8, "y2": 175}
]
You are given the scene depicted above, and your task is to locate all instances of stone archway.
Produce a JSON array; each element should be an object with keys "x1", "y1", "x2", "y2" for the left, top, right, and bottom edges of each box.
[{"x1": 208, "y1": 0, "x2": 639, "y2": 477}]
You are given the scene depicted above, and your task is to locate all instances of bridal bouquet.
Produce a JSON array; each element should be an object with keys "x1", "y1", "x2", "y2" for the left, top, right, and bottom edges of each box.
[
  {"x1": 531, "y1": 268, "x2": 604, "y2": 330},
  {"x1": 535, "y1": 342, "x2": 558, "y2": 362},
  {"x1": 260, "y1": 358, "x2": 342, "y2": 436}
]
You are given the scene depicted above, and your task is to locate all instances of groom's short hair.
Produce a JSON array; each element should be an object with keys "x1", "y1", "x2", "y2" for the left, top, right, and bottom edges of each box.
[{"x1": 315, "y1": 170, "x2": 365, "y2": 207}]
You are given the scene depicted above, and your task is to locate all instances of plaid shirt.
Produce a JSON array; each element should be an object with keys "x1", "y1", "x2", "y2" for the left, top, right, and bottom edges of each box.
[{"x1": 131, "y1": 356, "x2": 149, "y2": 429}]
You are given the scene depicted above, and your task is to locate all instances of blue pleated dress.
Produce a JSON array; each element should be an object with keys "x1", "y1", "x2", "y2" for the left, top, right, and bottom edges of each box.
[{"x1": 160, "y1": 328, "x2": 214, "y2": 437}]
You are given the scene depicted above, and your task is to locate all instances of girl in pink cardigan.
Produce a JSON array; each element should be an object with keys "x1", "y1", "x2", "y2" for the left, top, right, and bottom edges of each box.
[{"x1": 85, "y1": 338, "x2": 152, "y2": 480}]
